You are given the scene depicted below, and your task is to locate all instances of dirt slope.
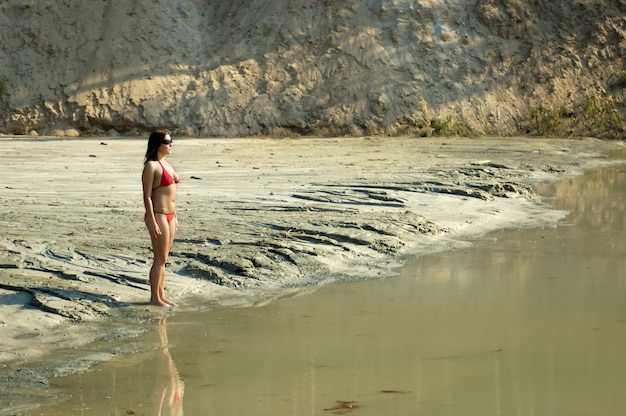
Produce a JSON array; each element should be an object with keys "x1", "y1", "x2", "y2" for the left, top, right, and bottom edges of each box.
[{"x1": 0, "y1": 0, "x2": 625, "y2": 137}]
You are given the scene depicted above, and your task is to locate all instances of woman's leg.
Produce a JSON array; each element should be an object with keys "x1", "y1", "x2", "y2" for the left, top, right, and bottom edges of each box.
[
  {"x1": 160, "y1": 215, "x2": 178, "y2": 306},
  {"x1": 149, "y1": 214, "x2": 171, "y2": 306}
]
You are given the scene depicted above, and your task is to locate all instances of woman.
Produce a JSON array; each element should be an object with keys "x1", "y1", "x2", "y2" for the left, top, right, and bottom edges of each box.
[{"x1": 142, "y1": 129, "x2": 181, "y2": 307}]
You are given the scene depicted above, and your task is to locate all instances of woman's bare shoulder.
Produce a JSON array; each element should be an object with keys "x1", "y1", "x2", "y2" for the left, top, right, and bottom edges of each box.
[{"x1": 143, "y1": 160, "x2": 159, "y2": 171}]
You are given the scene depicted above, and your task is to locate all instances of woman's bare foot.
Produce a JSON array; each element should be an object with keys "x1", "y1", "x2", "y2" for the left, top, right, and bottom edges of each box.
[
  {"x1": 150, "y1": 298, "x2": 172, "y2": 307},
  {"x1": 162, "y1": 297, "x2": 178, "y2": 307},
  {"x1": 159, "y1": 290, "x2": 177, "y2": 307}
]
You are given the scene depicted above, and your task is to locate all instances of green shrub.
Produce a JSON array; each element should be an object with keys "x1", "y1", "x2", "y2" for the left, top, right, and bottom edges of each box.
[
  {"x1": 617, "y1": 70, "x2": 626, "y2": 87},
  {"x1": 527, "y1": 93, "x2": 624, "y2": 139},
  {"x1": 582, "y1": 94, "x2": 623, "y2": 136},
  {"x1": 431, "y1": 116, "x2": 473, "y2": 136},
  {"x1": 529, "y1": 105, "x2": 568, "y2": 136},
  {"x1": 417, "y1": 98, "x2": 473, "y2": 137}
]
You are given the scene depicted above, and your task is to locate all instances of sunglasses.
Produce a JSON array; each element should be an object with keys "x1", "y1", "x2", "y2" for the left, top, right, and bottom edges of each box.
[{"x1": 162, "y1": 139, "x2": 173, "y2": 145}]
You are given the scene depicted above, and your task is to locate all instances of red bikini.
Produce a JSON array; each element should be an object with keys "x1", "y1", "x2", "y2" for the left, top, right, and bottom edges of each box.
[
  {"x1": 153, "y1": 160, "x2": 180, "y2": 190},
  {"x1": 150, "y1": 160, "x2": 180, "y2": 224}
]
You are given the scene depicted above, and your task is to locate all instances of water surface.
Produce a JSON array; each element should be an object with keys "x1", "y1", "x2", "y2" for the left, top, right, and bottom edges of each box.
[{"x1": 34, "y1": 165, "x2": 626, "y2": 415}]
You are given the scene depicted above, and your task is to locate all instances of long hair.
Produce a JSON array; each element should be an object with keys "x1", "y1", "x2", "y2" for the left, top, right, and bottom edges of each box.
[{"x1": 144, "y1": 129, "x2": 170, "y2": 163}]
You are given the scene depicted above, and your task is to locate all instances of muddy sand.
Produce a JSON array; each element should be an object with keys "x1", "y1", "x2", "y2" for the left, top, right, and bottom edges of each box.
[{"x1": 0, "y1": 136, "x2": 622, "y2": 409}]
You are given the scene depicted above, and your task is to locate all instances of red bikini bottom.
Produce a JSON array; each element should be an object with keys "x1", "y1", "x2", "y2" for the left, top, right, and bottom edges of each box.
[
  {"x1": 161, "y1": 212, "x2": 176, "y2": 223},
  {"x1": 145, "y1": 212, "x2": 176, "y2": 224}
]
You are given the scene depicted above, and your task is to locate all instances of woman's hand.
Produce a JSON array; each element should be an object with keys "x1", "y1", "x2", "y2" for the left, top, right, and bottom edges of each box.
[{"x1": 146, "y1": 218, "x2": 162, "y2": 238}]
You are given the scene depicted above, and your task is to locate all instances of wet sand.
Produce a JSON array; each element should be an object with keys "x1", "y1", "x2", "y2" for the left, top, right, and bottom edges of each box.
[
  {"x1": 25, "y1": 163, "x2": 626, "y2": 416},
  {"x1": 0, "y1": 136, "x2": 622, "y2": 413}
]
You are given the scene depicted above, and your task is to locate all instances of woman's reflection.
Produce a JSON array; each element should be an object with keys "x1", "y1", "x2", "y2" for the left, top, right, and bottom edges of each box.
[{"x1": 154, "y1": 315, "x2": 184, "y2": 416}]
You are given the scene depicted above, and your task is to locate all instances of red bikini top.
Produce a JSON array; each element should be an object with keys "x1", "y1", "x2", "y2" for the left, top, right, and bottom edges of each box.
[{"x1": 153, "y1": 160, "x2": 180, "y2": 190}]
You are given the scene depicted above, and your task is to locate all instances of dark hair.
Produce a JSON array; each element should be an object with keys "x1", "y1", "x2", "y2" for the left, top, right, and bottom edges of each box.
[{"x1": 144, "y1": 129, "x2": 170, "y2": 163}]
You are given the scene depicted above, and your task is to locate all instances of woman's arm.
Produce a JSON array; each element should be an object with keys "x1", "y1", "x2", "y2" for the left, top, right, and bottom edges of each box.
[{"x1": 142, "y1": 162, "x2": 161, "y2": 238}]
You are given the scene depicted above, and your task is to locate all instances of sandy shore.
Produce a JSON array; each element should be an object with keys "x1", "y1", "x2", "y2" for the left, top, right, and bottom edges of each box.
[{"x1": 0, "y1": 136, "x2": 622, "y2": 407}]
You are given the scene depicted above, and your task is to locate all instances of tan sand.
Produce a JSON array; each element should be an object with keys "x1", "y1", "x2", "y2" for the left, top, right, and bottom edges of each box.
[{"x1": 0, "y1": 136, "x2": 622, "y2": 376}]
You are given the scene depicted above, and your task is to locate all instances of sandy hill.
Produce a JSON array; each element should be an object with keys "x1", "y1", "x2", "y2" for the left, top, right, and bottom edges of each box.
[{"x1": 0, "y1": 0, "x2": 625, "y2": 138}]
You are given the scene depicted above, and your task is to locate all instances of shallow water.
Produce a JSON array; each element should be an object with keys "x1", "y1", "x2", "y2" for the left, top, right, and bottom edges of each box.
[{"x1": 33, "y1": 165, "x2": 626, "y2": 416}]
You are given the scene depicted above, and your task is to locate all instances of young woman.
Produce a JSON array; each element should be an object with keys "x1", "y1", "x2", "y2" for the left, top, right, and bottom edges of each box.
[{"x1": 142, "y1": 129, "x2": 181, "y2": 307}]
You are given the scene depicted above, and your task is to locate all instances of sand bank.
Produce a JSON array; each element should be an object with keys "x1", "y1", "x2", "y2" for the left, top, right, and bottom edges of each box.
[
  {"x1": 0, "y1": 136, "x2": 622, "y2": 407},
  {"x1": 3, "y1": 1, "x2": 626, "y2": 139}
]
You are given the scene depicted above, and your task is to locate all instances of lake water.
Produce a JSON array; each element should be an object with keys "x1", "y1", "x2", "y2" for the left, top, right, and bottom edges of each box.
[{"x1": 32, "y1": 164, "x2": 626, "y2": 416}]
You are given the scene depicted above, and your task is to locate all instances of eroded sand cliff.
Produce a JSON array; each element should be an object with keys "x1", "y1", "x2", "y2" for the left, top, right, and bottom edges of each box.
[{"x1": 1, "y1": 0, "x2": 625, "y2": 138}]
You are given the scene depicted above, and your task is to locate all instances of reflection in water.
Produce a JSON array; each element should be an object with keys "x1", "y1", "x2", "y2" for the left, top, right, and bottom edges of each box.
[
  {"x1": 35, "y1": 165, "x2": 626, "y2": 415},
  {"x1": 155, "y1": 316, "x2": 184, "y2": 416},
  {"x1": 544, "y1": 166, "x2": 626, "y2": 230},
  {"x1": 36, "y1": 316, "x2": 186, "y2": 416}
]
